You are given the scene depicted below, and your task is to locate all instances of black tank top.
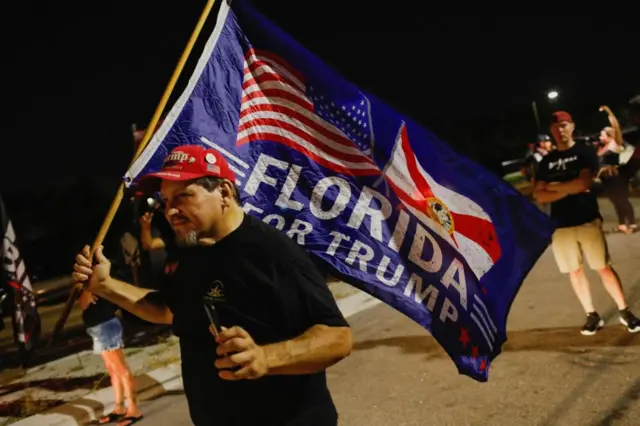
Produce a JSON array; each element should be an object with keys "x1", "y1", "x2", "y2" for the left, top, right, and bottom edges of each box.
[
  {"x1": 82, "y1": 296, "x2": 117, "y2": 328},
  {"x1": 601, "y1": 147, "x2": 620, "y2": 166}
]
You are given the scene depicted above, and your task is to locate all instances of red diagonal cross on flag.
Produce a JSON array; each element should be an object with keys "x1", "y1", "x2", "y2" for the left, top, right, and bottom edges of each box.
[{"x1": 382, "y1": 123, "x2": 502, "y2": 279}]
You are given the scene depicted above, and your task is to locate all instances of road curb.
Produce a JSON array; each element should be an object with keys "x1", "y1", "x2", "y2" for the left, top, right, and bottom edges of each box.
[
  {"x1": 10, "y1": 364, "x2": 183, "y2": 426},
  {"x1": 9, "y1": 287, "x2": 378, "y2": 426},
  {"x1": 336, "y1": 288, "x2": 381, "y2": 318}
]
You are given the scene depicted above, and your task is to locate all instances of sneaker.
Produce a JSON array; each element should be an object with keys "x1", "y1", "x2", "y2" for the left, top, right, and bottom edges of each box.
[
  {"x1": 619, "y1": 308, "x2": 640, "y2": 333},
  {"x1": 581, "y1": 312, "x2": 604, "y2": 336}
]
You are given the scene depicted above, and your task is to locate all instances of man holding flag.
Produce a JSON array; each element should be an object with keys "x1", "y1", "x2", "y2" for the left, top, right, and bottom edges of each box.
[
  {"x1": 75, "y1": 0, "x2": 554, "y2": 423},
  {"x1": 123, "y1": 0, "x2": 552, "y2": 377},
  {"x1": 73, "y1": 145, "x2": 353, "y2": 426}
]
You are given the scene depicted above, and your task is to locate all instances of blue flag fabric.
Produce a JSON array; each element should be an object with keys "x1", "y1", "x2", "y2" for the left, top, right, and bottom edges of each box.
[{"x1": 125, "y1": 0, "x2": 555, "y2": 381}]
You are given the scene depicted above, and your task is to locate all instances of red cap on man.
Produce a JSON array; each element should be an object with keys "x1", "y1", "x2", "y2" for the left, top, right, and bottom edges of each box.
[
  {"x1": 135, "y1": 145, "x2": 235, "y2": 192},
  {"x1": 551, "y1": 111, "x2": 573, "y2": 124}
]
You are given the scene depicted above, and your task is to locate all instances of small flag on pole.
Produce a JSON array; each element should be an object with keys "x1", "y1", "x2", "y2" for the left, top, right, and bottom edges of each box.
[{"x1": 1, "y1": 194, "x2": 41, "y2": 352}]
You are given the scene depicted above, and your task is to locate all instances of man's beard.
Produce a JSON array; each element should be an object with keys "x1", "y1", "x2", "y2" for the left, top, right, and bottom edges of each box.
[{"x1": 175, "y1": 230, "x2": 199, "y2": 247}]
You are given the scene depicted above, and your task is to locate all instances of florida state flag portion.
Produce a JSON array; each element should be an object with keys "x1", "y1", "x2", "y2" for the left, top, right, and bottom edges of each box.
[{"x1": 124, "y1": 0, "x2": 554, "y2": 381}]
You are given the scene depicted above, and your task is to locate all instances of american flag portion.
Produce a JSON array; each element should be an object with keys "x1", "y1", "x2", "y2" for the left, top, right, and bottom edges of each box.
[{"x1": 236, "y1": 48, "x2": 380, "y2": 177}]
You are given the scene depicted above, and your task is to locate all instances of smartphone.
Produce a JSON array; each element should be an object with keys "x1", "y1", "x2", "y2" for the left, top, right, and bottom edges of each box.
[{"x1": 204, "y1": 303, "x2": 221, "y2": 337}]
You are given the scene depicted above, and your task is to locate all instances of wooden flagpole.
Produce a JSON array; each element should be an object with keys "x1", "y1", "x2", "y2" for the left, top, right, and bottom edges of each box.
[{"x1": 50, "y1": 0, "x2": 218, "y2": 344}]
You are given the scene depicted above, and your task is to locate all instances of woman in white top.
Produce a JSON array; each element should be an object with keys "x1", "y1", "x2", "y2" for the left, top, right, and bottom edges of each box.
[{"x1": 597, "y1": 127, "x2": 636, "y2": 233}]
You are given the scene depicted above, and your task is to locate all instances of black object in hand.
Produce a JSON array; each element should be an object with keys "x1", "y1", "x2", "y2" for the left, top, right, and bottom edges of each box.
[{"x1": 204, "y1": 303, "x2": 221, "y2": 337}]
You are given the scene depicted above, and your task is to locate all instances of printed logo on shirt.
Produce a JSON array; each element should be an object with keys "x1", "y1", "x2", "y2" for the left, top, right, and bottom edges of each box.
[
  {"x1": 204, "y1": 280, "x2": 226, "y2": 303},
  {"x1": 164, "y1": 260, "x2": 179, "y2": 276},
  {"x1": 548, "y1": 155, "x2": 577, "y2": 171}
]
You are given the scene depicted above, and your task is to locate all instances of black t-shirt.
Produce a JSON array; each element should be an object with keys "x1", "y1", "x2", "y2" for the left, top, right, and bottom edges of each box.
[
  {"x1": 82, "y1": 296, "x2": 117, "y2": 328},
  {"x1": 601, "y1": 148, "x2": 620, "y2": 166},
  {"x1": 536, "y1": 143, "x2": 601, "y2": 228},
  {"x1": 161, "y1": 213, "x2": 349, "y2": 426}
]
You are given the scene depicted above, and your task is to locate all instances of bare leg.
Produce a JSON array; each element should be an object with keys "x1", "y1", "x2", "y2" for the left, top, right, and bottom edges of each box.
[
  {"x1": 110, "y1": 349, "x2": 142, "y2": 422},
  {"x1": 99, "y1": 352, "x2": 125, "y2": 424},
  {"x1": 596, "y1": 266, "x2": 628, "y2": 310},
  {"x1": 569, "y1": 267, "x2": 596, "y2": 313}
]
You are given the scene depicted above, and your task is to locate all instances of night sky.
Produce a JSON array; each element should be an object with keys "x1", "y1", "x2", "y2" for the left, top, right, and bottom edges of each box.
[{"x1": 2, "y1": 2, "x2": 638, "y2": 243}]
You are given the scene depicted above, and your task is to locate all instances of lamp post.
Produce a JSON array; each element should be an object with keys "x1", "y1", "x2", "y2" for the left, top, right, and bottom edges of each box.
[{"x1": 532, "y1": 90, "x2": 559, "y2": 134}]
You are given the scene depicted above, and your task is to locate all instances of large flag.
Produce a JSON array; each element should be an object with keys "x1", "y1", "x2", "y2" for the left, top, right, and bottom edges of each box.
[
  {"x1": 1, "y1": 193, "x2": 41, "y2": 352},
  {"x1": 124, "y1": 0, "x2": 554, "y2": 381}
]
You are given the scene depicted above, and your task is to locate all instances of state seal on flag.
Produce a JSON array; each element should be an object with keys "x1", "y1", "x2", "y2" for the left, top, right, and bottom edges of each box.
[{"x1": 426, "y1": 197, "x2": 455, "y2": 235}]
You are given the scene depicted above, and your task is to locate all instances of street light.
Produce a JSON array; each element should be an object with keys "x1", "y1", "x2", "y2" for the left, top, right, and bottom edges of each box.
[{"x1": 533, "y1": 90, "x2": 559, "y2": 134}]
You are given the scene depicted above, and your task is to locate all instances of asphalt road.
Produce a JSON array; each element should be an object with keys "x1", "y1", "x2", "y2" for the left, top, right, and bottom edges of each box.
[
  {"x1": 4, "y1": 199, "x2": 639, "y2": 425},
  {"x1": 128, "y1": 392, "x2": 191, "y2": 426},
  {"x1": 129, "y1": 202, "x2": 640, "y2": 426}
]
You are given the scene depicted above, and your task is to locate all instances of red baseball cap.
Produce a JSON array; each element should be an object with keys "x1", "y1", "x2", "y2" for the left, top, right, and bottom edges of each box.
[
  {"x1": 551, "y1": 111, "x2": 573, "y2": 124},
  {"x1": 135, "y1": 145, "x2": 235, "y2": 192}
]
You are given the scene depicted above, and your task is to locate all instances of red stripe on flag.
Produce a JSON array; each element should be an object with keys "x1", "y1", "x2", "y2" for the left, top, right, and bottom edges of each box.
[
  {"x1": 450, "y1": 213, "x2": 501, "y2": 263},
  {"x1": 237, "y1": 117, "x2": 372, "y2": 163},
  {"x1": 239, "y1": 103, "x2": 357, "y2": 149},
  {"x1": 248, "y1": 48, "x2": 305, "y2": 84},
  {"x1": 241, "y1": 88, "x2": 313, "y2": 112},
  {"x1": 7, "y1": 280, "x2": 22, "y2": 291},
  {"x1": 237, "y1": 131, "x2": 379, "y2": 177},
  {"x1": 242, "y1": 72, "x2": 302, "y2": 95},
  {"x1": 400, "y1": 125, "x2": 435, "y2": 200}
]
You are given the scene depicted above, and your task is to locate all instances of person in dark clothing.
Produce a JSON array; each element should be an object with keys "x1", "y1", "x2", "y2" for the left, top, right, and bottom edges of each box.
[
  {"x1": 79, "y1": 292, "x2": 143, "y2": 425},
  {"x1": 533, "y1": 134, "x2": 554, "y2": 165},
  {"x1": 72, "y1": 145, "x2": 352, "y2": 426},
  {"x1": 533, "y1": 111, "x2": 640, "y2": 336},
  {"x1": 138, "y1": 203, "x2": 180, "y2": 292},
  {"x1": 525, "y1": 134, "x2": 555, "y2": 214},
  {"x1": 597, "y1": 126, "x2": 636, "y2": 233}
]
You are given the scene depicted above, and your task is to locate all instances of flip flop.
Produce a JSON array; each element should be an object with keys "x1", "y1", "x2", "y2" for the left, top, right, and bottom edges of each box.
[
  {"x1": 117, "y1": 415, "x2": 144, "y2": 426},
  {"x1": 612, "y1": 226, "x2": 632, "y2": 234},
  {"x1": 97, "y1": 412, "x2": 125, "y2": 424}
]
